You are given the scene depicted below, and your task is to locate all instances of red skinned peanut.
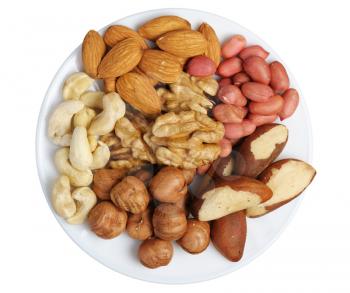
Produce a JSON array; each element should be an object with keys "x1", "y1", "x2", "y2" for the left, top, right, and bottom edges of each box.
[
  {"x1": 239, "y1": 45, "x2": 269, "y2": 60},
  {"x1": 187, "y1": 56, "x2": 217, "y2": 77},
  {"x1": 270, "y1": 61, "x2": 290, "y2": 94},
  {"x1": 241, "y1": 82, "x2": 274, "y2": 102},
  {"x1": 218, "y1": 78, "x2": 232, "y2": 88},
  {"x1": 232, "y1": 72, "x2": 250, "y2": 86},
  {"x1": 221, "y1": 35, "x2": 246, "y2": 58},
  {"x1": 219, "y1": 138, "x2": 232, "y2": 158},
  {"x1": 224, "y1": 120, "x2": 255, "y2": 139},
  {"x1": 247, "y1": 113, "x2": 277, "y2": 126},
  {"x1": 248, "y1": 95, "x2": 284, "y2": 115},
  {"x1": 217, "y1": 57, "x2": 242, "y2": 77},
  {"x1": 280, "y1": 88, "x2": 299, "y2": 120},
  {"x1": 243, "y1": 56, "x2": 271, "y2": 85},
  {"x1": 241, "y1": 119, "x2": 256, "y2": 136},
  {"x1": 218, "y1": 85, "x2": 247, "y2": 106},
  {"x1": 213, "y1": 104, "x2": 247, "y2": 123}
]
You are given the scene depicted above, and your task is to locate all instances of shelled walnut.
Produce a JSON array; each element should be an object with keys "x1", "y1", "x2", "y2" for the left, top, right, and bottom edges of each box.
[{"x1": 157, "y1": 72, "x2": 218, "y2": 114}]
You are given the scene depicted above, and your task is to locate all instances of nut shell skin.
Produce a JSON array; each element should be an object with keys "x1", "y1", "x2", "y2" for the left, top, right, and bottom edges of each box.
[
  {"x1": 177, "y1": 219, "x2": 210, "y2": 254},
  {"x1": 88, "y1": 201, "x2": 127, "y2": 239},
  {"x1": 152, "y1": 203, "x2": 187, "y2": 241},
  {"x1": 126, "y1": 208, "x2": 153, "y2": 240},
  {"x1": 92, "y1": 168, "x2": 127, "y2": 200},
  {"x1": 150, "y1": 166, "x2": 187, "y2": 203},
  {"x1": 111, "y1": 176, "x2": 150, "y2": 214},
  {"x1": 138, "y1": 238, "x2": 173, "y2": 269},
  {"x1": 182, "y1": 168, "x2": 196, "y2": 185}
]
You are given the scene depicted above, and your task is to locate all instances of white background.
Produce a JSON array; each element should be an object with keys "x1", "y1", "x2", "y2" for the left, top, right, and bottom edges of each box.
[{"x1": 0, "y1": 0, "x2": 349, "y2": 292}]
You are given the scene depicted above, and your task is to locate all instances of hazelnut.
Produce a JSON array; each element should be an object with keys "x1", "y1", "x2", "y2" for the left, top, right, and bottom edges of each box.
[
  {"x1": 138, "y1": 238, "x2": 173, "y2": 269},
  {"x1": 126, "y1": 208, "x2": 153, "y2": 240},
  {"x1": 182, "y1": 168, "x2": 196, "y2": 185},
  {"x1": 133, "y1": 169, "x2": 153, "y2": 185},
  {"x1": 110, "y1": 176, "x2": 150, "y2": 214},
  {"x1": 174, "y1": 192, "x2": 190, "y2": 216},
  {"x1": 88, "y1": 201, "x2": 127, "y2": 239},
  {"x1": 152, "y1": 203, "x2": 187, "y2": 241},
  {"x1": 177, "y1": 219, "x2": 210, "y2": 254},
  {"x1": 150, "y1": 166, "x2": 187, "y2": 203},
  {"x1": 92, "y1": 168, "x2": 127, "y2": 200}
]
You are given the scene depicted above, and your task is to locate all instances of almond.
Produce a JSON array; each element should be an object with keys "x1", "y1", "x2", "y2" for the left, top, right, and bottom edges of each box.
[
  {"x1": 138, "y1": 15, "x2": 191, "y2": 40},
  {"x1": 156, "y1": 30, "x2": 207, "y2": 58},
  {"x1": 139, "y1": 49, "x2": 182, "y2": 83},
  {"x1": 132, "y1": 67, "x2": 158, "y2": 86},
  {"x1": 103, "y1": 25, "x2": 148, "y2": 49},
  {"x1": 97, "y1": 38, "x2": 142, "y2": 78},
  {"x1": 198, "y1": 23, "x2": 221, "y2": 66},
  {"x1": 116, "y1": 72, "x2": 161, "y2": 115},
  {"x1": 82, "y1": 30, "x2": 106, "y2": 78}
]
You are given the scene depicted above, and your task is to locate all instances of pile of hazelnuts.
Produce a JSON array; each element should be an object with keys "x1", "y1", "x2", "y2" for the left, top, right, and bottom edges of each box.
[{"x1": 87, "y1": 166, "x2": 210, "y2": 269}]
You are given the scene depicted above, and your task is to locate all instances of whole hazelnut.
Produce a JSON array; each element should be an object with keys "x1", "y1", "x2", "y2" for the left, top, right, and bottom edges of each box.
[
  {"x1": 174, "y1": 192, "x2": 190, "y2": 216},
  {"x1": 150, "y1": 166, "x2": 187, "y2": 203},
  {"x1": 138, "y1": 238, "x2": 173, "y2": 269},
  {"x1": 92, "y1": 168, "x2": 127, "y2": 200},
  {"x1": 126, "y1": 208, "x2": 153, "y2": 240},
  {"x1": 177, "y1": 219, "x2": 210, "y2": 254},
  {"x1": 110, "y1": 176, "x2": 150, "y2": 214},
  {"x1": 133, "y1": 169, "x2": 153, "y2": 186},
  {"x1": 182, "y1": 168, "x2": 196, "y2": 185},
  {"x1": 152, "y1": 203, "x2": 187, "y2": 241},
  {"x1": 88, "y1": 201, "x2": 127, "y2": 239}
]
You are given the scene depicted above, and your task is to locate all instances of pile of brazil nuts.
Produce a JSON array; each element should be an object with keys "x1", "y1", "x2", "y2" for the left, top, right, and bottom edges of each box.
[{"x1": 47, "y1": 15, "x2": 316, "y2": 269}]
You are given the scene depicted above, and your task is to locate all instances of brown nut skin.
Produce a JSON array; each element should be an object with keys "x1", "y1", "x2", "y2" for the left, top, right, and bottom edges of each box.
[
  {"x1": 88, "y1": 201, "x2": 127, "y2": 239},
  {"x1": 152, "y1": 203, "x2": 187, "y2": 241},
  {"x1": 126, "y1": 208, "x2": 153, "y2": 240},
  {"x1": 177, "y1": 219, "x2": 210, "y2": 254},
  {"x1": 110, "y1": 176, "x2": 150, "y2": 214},
  {"x1": 92, "y1": 169, "x2": 127, "y2": 200},
  {"x1": 211, "y1": 211, "x2": 247, "y2": 262},
  {"x1": 182, "y1": 168, "x2": 196, "y2": 185},
  {"x1": 174, "y1": 192, "x2": 190, "y2": 216},
  {"x1": 133, "y1": 169, "x2": 153, "y2": 185},
  {"x1": 138, "y1": 238, "x2": 173, "y2": 269},
  {"x1": 150, "y1": 166, "x2": 187, "y2": 203}
]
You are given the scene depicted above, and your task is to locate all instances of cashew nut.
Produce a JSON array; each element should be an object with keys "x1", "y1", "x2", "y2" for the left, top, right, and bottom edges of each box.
[
  {"x1": 69, "y1": 127, "x2": 93, "y2": 170},
  {"x1": 80, "y1": 91, "x2": 104, "y2": 109},
  {"x1": 73, "y1": 107, "x2": 96, "y2": 128},
  {"x1": 88, "y1": 135, "x2": 98, "y2": 152},
  {"x1": 48, "y1": 100, "x2": 84, "y2": 146},
  {"x1": 55, "y1": 148, "x2": 93, "y2": 187},
  {"x1": 88, "y1": 92, "x2": 126, "y2": 136},
  {"x1": 51, "y1": 175, "x2": 76, "y2": 218},
  {"x1": 63, "y1": 72, "x2": 94, "y2": 100},
  {"x1": 66, "y1": 187, "x2": 97, "y2": 224},
  {"x1": 90, "y1": 141, "x2": 111, "y2": 170}
]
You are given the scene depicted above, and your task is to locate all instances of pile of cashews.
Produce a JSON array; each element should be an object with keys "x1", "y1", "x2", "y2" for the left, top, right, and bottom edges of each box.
[{"x1": 48, "y1": 72, "x2": 126, "y2": 224}]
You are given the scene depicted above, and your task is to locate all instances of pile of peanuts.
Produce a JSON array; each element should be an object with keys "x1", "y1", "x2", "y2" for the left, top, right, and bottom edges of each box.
[{"x1": 187, "y1": 35, "x2": 299, "y2": 163}]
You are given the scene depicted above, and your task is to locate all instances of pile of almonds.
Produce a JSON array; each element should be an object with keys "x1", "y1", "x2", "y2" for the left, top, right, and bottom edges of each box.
[{"x1": 48, "y1": 15, "x2": 315, "y2": 270}]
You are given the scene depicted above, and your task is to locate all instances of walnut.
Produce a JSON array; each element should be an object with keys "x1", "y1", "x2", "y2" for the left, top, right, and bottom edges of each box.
[{"x1": 157, "y1": 72, "x2": 218, "y2": 114}]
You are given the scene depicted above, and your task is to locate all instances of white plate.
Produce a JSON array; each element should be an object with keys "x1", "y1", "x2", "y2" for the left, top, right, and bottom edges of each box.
[{"x1": 36, "y1": 8, "x2": 313, "y2": 284}]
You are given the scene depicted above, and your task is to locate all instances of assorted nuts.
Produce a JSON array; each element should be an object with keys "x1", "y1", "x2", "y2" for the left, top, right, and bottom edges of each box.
[{"x1": 47, "y1": 15, "x2": 316, "y2": 269}]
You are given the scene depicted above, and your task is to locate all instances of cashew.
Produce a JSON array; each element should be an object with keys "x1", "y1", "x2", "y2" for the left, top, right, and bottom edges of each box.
[
  {"x1": 63, "y1": 72, "x2": 94, "y2": 100},
  {"x1": 73, "y1": 107, "x2": 96, "y2": 128},
  {"x1": 48, "y1": 100, "x2": 84, "y2": 146},
  {"x1": 91, "y1": 141, "x2": 111, "y2": 170},
  {"x1": 66, "y1": 187, "x2": 97, "y2": 224},
  {"x1": 88, "y1": 135, "x2": 98, "y2": 152},
  {"x1": 80, "y1": 91, "x2": 104, "y2": 109},
  {"x1": 69, "y1": 127, "x2": 93, "y2": 171},
  {"x1": 88, "y1": 92, "x2": 126, "y2": 136},
  {"x1": 51, "y1": 175, "x2": 76, "y2": 218},
  {"x1": 55, "y1": 148, "x2": 93, "y2": 187}
]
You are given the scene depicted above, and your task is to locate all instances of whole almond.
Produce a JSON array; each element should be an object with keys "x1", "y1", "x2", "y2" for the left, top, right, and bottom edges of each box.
[
  {"x1": 198, "y1": 23, "x2": 221, "y2": 66},
  {"x1": 82, "y1": 30, "x2": 106, "y2": 78},
  {"x1": 132, "y1": 67, "x2": 158, "y2": 86},
  {"x1": 156, "y1": 30, "x2": 207, "y2": 58},
  {"x1": 139, "y1": 49, "x2": 182, "y2": 83},
  {"x1": 103, "y1": 77, "x2": 116, "y2": 93},
  {"x1": 138, "y1": 15, "x2": 191, "y2": 40},
  {"x1": 103, "y1": 25, "x2": 148, "y2": 49},
  {"x1": 97, "y1": 38, "x2": 143, "y2": 78},
  {"x1": 116, "y1": 72, "x2": 161, "y2": 115}
]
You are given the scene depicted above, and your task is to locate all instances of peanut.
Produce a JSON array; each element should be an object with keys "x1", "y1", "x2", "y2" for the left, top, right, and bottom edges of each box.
[
  {"x1": 221, "y1": 35, "x2": 246, "y2": 58},
  {"x1": 248, "y1": 95, "x2": 284, "y2": 115},
  {"x1": 187, "y1": 56, "x2": 217, "y2": 77},
  {"x1": 239, "y1": 45, "x2": 269, "y2": 60},
  {"x1": 280, "y1": 88, "x2": 299, "y2": 120},
  {"x1": 243, "y1": 56, "x2": 271, "y2": 85},
  {"x1": 241, "y1": 82, "x2": 274, "y2": 102},
  {"x1": 270, "y1": 61, "x2": 290, "y2": 94},
  {"x1": 218, "y1": 78, "x2": 232, "y2": 88},
  {"x1": 232, "y1": 72, "x2": 250, "y2": 86},
  {"x1": 218, "y1": 85, "x2": 247, "y2": 106},
  {"x1": 224, "y1": 119, "x2": 256, "y2": 139},
  {"x1": 217, "y1": 57, "x2": 242, "y2": 77},
  {"x1": 247, "y1": 113, "x2": 277, "y2": 126},
  {"x1": 213, "y1": 104, "x2": 247, "y2": 123},
  {"x1": 219, "y1": 138, "x2": 232, "y2": 158}
]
